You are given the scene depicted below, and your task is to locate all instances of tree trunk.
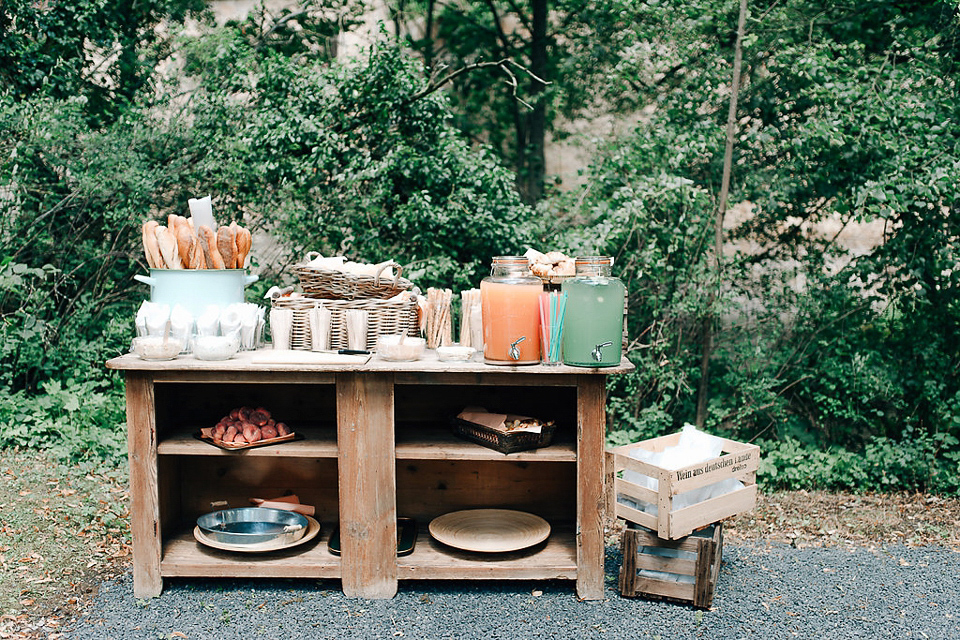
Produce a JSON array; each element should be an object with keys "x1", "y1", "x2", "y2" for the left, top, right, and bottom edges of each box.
[
  {"x1": 696, "y1": 0, "x2": 748, "y2": 428},
  {"x1": 520, "y1": 0, "x2": 548, "y2": 204}
]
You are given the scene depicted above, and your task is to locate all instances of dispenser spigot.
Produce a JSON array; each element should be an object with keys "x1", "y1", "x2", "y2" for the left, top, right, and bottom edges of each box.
[
  {"x1": 591, "y1": 341, "x2": 614, "y2": 362},
  {"x1": 508, "y1": 336, "x2": 526, "y2": 360}
]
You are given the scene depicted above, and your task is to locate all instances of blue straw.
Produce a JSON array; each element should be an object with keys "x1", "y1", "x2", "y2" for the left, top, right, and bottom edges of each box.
[
  {"x1": 550, "y1": 293, "x2": 558, "y2": 361},
  {"x1": 553, "y1": 293, "x2": 567, "y2": 361}
]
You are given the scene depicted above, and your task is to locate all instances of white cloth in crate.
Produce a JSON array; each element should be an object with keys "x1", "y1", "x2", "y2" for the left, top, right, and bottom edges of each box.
[{"x1": 619, "y1": 424, "x2": 744, "y2": 516}]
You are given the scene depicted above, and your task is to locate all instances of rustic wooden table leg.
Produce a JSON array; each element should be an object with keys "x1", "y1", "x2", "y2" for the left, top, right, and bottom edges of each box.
[
  {"x1": 576, "y1": 375, "x2": 607, "y2": 600},
  {"x1": 125, "y1": 372, "x2": 164, "y2": 598},
  {"x1": 337, "y1": 372, "x2": 398, "y2": 599}
]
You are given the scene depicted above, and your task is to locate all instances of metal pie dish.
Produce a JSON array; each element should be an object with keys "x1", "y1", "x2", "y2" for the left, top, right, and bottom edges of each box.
[{"x1": 196, "y1": 507, "x2": 309, "y2": 546}]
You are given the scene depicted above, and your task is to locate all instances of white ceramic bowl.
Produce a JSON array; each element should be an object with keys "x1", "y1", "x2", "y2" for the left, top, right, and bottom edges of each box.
[
  {"x1": 131, "y1": 336, "x2": 184, "y2": 361},
  {"x1": 377, "y1": 335, "x2": 426, "y2": 361},
  {"x1": 192, "y1": 334, "x2": 241, "y2": 361}
]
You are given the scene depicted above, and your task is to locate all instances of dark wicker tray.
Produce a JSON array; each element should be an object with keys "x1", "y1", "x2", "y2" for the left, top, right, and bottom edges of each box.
[{"x1": 450, "y1": 416, "x2": 557, "y2": 454}]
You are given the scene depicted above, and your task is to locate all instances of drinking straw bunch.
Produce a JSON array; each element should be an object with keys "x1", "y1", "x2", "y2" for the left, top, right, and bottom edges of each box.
[
  {"x1": 538, "y1": 291, "x2": 567, "y2": 363},
  {"x1": 425, "y1": 287, "x2": 453, "y2": 349}
]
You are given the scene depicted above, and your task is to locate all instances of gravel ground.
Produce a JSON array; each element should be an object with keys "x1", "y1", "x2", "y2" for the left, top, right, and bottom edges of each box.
[{"x1": 61, "y1": 542, "x2": 960, "y2": 640}]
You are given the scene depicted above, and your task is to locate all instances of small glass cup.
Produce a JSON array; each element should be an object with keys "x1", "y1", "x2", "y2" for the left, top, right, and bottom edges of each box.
[
  {"x1": 540, "y1": 328, "x2": 563, "y2": 366},
  {"x1": 539, "y1": 291, "x2": 565, "y2": 367},
  {"x1": 345, "y1": 309, "x2": 369, "y2": 351},
  {"x1": 269, "y1": 308, "x2": 293, "y2": 349}
]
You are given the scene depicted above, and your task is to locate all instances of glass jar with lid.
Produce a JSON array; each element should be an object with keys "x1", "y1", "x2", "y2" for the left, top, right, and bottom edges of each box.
[
  {"x1": 561, "y1": 256, "x2": 625, "y2": 367},
  {"x1": 480, "y1": 256, "x2": 542, "y2": 365}
]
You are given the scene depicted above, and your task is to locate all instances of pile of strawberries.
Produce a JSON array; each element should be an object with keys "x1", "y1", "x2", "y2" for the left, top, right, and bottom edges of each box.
[{"x1": 211, "y1": 406, "x2": 291, "y2": 444}]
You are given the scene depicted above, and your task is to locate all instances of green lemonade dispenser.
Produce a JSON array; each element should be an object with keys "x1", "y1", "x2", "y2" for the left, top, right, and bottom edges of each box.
[{"x1": 561, "y1": 256, "x2": 625, "y2": 367}]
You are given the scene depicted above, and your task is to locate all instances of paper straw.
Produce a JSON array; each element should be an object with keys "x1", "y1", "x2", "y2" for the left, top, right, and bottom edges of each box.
[{"x1": 539, "y1": 293, "x2": 550, "y2": 361}]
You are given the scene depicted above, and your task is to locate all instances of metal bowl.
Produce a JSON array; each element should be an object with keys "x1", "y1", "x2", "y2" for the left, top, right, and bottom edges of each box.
[{"x1": 196, "y1": 507, "x2": 309, "y2": 546}]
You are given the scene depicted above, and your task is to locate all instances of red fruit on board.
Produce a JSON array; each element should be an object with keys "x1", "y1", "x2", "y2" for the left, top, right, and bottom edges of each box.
[
  {"x1": 260, "y1": 425, "x2": 278, "y2": 440},
  {"x1": 243, "y1": 424, "x2": 261, "y2": 443}
]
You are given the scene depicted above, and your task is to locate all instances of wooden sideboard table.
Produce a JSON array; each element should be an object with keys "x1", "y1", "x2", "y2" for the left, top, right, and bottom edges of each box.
[{"x1": 106, "y1": 351, "x2": 633, "y2": 600}]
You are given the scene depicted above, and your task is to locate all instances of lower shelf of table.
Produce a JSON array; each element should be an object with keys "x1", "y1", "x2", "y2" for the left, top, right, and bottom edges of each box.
[{"x1": 159, "y1": 524, "x2": 578, "y2": 581}]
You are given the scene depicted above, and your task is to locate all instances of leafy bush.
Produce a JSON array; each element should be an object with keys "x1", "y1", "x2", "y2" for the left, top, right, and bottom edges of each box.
[
  {"x1": 0, "y1": 378, "x2": 126, "y2": 460},
  {"x1": 759, "y1": 433, "x2": 960, "y2": 496}
]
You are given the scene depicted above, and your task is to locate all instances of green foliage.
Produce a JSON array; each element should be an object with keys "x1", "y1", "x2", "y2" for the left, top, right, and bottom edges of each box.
[
  {"x1": 0, "y1": 0, "x2": 209, "y2": 124},
  {"x1": 578, "y1": 1, "x2": 960, "y2": 457},
  {"x1": 1, "y1": 0, "x2": 960, "y2": 495},
  {"x1": 170, "y1": 31, "x2": 536, "y2": 288},
  {"x1": 0, "y1": 378, "x2": 126, "y2": 460},
  {"x1": 759, "y1": 432, "x2": 960, "y2": 495}
]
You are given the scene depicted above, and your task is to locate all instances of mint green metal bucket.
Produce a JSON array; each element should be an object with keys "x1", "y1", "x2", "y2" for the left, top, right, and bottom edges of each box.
[{"x1": 134, "y1": 269, "x2": 259, "y2": 317}]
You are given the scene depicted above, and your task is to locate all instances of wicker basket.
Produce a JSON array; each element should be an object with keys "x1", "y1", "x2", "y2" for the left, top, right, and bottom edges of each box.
[
  {"x1": 271, "y1": 296, "x2": 420, "y2": 351},
  {"x1": 294, "y1": 253, "x2": 414, "y2": 300},
  {"x1": 450, "y1": 416, "x2": 557, "y2": 454}
]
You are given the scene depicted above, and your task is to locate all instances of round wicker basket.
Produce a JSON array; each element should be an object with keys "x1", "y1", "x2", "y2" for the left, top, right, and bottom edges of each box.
[{"x1": 294, "y1": 254, "x2": 414, "y2": 301}]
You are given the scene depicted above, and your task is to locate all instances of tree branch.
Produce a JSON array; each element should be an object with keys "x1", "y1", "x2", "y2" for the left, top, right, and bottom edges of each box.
[{"x1": 404, "y1": 58, "x2": 549, "y2": 108}]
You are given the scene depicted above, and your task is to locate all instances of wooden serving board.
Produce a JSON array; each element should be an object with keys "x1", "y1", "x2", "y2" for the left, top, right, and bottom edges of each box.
[{"x1": 196, "y1": 428, "x2": 301, "y2": 451}]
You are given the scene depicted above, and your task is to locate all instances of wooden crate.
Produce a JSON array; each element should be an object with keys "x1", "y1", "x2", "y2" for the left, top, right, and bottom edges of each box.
[
  {"x1": 607, "y1": 433, "x2": 759, "y2": 539},
  {"x1": 618, "y1": 523, "x2": 723, "y2": 608}
]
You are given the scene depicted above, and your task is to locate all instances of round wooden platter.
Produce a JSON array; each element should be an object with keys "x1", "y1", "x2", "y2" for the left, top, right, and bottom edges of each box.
[
  {"x1": 428, "y1": 509, "x2": 550, "y2": 553},
  {"x1": 194, "y1": 515, "x2": 321, "y2": 553}
]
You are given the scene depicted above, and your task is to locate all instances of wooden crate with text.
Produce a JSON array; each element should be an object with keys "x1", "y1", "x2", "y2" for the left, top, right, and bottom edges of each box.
[{"x1": 608, "y1": 433, "x2": 759, "y2": 539}]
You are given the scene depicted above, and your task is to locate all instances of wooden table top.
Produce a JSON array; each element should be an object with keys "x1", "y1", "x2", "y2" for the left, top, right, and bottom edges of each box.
[{"x1": 106, "y1": 349, "x2": 634, "y2": 375}]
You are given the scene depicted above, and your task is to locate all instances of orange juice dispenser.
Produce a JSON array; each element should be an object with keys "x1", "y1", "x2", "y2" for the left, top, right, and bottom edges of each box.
[{"x1": 480, "y1": 256, "x2": 542, "y2": 365}]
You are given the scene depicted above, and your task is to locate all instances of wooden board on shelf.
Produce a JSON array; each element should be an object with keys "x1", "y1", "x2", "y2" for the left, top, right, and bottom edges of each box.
[
  {"x1": 159, "y1": 426, "x2": 337, "y2": 457},
  {"x1": 160, "y1": 528, "x2": 340, "y2": 579},
  {"x1": 395, "y1": 424, "x2": 575, "y2": 461},
  {"x1": 398, "y1": 525, "x2": 577, "y2": 580}
]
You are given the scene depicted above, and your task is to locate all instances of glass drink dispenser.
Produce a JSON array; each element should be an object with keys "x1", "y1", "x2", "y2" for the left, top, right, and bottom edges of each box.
[
  {"x1": 561, "y1": 256, "x2": 625, "y2": 367},
  {"x1": 480, "y1": 256, "x2": 542, "y2": 365}
]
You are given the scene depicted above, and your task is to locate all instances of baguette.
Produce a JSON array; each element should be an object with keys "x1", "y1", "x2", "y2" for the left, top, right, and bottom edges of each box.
[
  {"x1": 198, "y1": 225, "x2": 225, "y2": 269},
  {"x1": 142, "y1": 220, "x2": 163, "y2": 268},
  {"x1": 217, "y1": 225, "x2": 237, "y2": 270},
  {"x1": 235, "y1": 226, "x2": 252, "y2": 269},
  {"x1": 155, "y1": 225, "x2": 182, "y2": 269},
  {"x1": 189, "y1": 236, "x2": 206, "y2": 269},
  {"x1": 175, "y1": 223, "x2": 195, "y2": 268},
  {"x1": 230, "y1": 222, "x2": 241, "y2": 269}
]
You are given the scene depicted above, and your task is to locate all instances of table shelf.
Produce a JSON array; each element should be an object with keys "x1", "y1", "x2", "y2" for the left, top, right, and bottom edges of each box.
[
  {"x1": 158, "y1": 426, "x2": 338, "y2": 457},
  {"x1": 157, "y1": 424, "x2": 576, "y2": 462},
  {"x1": 161, "y1": 528, "x2": 341, "y2": 579},
  {"x1": 160, "y1": 523, "x2": 577, "y2": 582},
  {"x1": 398, "y1": 525, "x2": 577, "y2": 580}
]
